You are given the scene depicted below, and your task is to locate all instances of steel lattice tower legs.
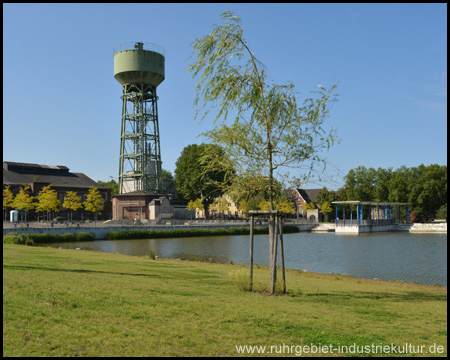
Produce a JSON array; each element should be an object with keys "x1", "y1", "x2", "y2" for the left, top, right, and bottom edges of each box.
[{"x1": 118, "y1": 83, "x2": 162, "y2": 194}]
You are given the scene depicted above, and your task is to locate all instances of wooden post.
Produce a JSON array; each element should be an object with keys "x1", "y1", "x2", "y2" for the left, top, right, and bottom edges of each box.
[
  {"x1": 270, "y1": 214, "x2": 278, "y2": 295},
  {"x1": 278, "y1": 214, "x2": 286, "y2": 294},
  {"x1": 249, "y1": 214, "x2": 254, "y2": 292}
]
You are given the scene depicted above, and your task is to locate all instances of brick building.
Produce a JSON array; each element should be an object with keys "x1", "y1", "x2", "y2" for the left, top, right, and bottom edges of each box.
[
  {"x1": 3, "y1": 161, "x2": 111, "y2": 221},
  {"x1": 290, "y1": 188, "x2": 323, "y2": 219}
]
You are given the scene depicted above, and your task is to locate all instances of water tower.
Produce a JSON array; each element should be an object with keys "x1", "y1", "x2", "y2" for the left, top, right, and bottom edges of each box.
[{"x1": 113, "y1": 42, "x2": 165, "y2": 194}]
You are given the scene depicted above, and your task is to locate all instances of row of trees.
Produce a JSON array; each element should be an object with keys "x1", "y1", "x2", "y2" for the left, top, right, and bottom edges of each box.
[
  {"x1": 3, "y1": 185, "x2": 105, "y2": 222},
  {"x1": 338, "y1": 164, "x2": 447, "y2": 222},
  {"x1": 174, "y1": 144, "x2": 446, "y2": 222}
]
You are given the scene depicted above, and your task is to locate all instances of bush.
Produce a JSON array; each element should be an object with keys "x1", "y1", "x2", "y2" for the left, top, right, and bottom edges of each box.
[
  {"x1": 29, "y1": 233, "x2": 64, "y2": 243},
  {"x1": 3, "y1": 232, "x2": 96, "y2": 244},
  {"x1": 62, "y1": 233, "x2": 75, "y2": 242},
  {"x1": 106, "y1": 225, "x2": 299, "y2": 240},
  {"x1": 3, "y1": 233, "x2": 34, "y2": 246}
]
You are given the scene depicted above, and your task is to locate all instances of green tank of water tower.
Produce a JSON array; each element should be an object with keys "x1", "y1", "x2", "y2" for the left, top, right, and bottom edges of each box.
[{"x1": 113, "y1": 42, "x2": 166, "y2": 194}]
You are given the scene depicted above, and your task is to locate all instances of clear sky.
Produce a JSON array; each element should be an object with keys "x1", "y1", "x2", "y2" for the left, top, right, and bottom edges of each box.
[{"x1": 3, "y1": 3, "x2": 447, "y2": 190}]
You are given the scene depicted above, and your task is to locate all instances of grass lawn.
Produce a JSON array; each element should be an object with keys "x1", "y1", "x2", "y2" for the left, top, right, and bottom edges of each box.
[{"x1": 3, "y1": 244, "x2": 447, "y2": 357}]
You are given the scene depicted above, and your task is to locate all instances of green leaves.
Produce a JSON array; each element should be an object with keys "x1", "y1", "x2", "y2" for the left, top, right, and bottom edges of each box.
[
  {"x1": 342, "y1": 164, "x2": 447, "y2": 221},
  {"x1": 174, "y1": 143, "x2": 232, "y2": 205},
  {"x1": 188, "y1": 11, "x2": 339, "y2": 210}
]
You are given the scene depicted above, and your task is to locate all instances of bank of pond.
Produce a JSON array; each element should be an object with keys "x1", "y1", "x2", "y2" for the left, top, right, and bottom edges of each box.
[
  {"x1": 4, "y1": 227, "x2": 446, "y2": 286},
  {"x1": 2, "y1": 225, "x2": 300, "y2": 245}
]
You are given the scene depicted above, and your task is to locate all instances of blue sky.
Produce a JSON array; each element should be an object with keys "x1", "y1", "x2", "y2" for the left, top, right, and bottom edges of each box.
[{"x1": 3, "y1": 3, "x2": 447, "y2": 190}]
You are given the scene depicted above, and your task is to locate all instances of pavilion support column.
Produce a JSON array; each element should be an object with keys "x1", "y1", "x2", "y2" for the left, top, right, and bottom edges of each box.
[
  {"x1": 350, "y1": 204, "x2": 353, "y2": 225},
  {"x1": 357, "y1": 203, "x2": 360, "y2": 226}
]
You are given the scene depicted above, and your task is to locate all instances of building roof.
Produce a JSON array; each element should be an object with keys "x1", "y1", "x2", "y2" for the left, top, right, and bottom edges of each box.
[
  {"x1": 3, "y1": 161, "x2": 69, "y2": 174},
  {"x1": 3, "y1": 161, "x2": 106, "y2": 190},
  {"x1": 295, "y1": 188, "x2": 323, "y2": 203},
  {"x1": 332, "y1": 201, "x2": 410, "y2": 206}
]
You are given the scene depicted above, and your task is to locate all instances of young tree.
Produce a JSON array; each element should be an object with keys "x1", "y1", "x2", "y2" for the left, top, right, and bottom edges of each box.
[
  {"x1": 186, "y1": 198, "x2": 205, "y2": 219},
  {"x1": 36, "y1": 184, "x2": 61, "y2": 221},
  {"x1": 63, "y1": 191, "x2": 83, "y2": 221},
  {"x1": 276, "y1": 199, "x2": 296, "y2": 215},
  {"x1": 84, "y1": 186, "x2": 105, "y2": 223},
  {"x1": 212, "y1": 197, "x2": 229, "y2": 219},
  {"x1": 12, "y1": 185, "x2": 36, "y2": 222},
  {"x1": 259, "y1": 198, "x2": 295, "y2": 214},
  {"x1": 236, "y1": 198, "x2": 250, "y2": 213},
  {"x1": 188, "y1": 11, "x2": 339, "y2": 294},
  {"x1": 320, "y1": 201, "x2": 333, "y2": 222},
  {"x1": 3, "y1": 185, "x2": 14, "y2": 221},
  {"x1": 303, "y1": 202, "x2": 316, "y2": 210}
]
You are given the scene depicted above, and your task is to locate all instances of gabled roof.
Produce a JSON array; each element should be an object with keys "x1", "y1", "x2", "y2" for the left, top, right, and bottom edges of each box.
[{"x1": 293, "y1": 188, "x2": 323, "y2": 203}]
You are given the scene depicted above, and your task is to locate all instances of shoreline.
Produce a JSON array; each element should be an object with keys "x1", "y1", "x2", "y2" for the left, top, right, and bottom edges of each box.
[
  {"x1": 6, "y1": 243, "x2": 448, "y2": 289},
  {"x1": 32, "y1": 243, "x2": 447, "y2": 288},
  {"x1": 3, "y1": 221, "x2": 447, "y2": 239}
]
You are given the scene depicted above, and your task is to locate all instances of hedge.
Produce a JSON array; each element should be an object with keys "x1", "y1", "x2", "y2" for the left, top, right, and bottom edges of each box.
[
  {"x1": 3, "y1": 232, "x2": 95, "y2": 245},
  {"x1": 106, "y1": 225, "x2": 299, "y2": 240}
]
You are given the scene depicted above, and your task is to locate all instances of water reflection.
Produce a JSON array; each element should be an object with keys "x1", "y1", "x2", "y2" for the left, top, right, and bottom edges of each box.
[{"x1": 39, "y1": 232, "x2": 447, "y2": 285}]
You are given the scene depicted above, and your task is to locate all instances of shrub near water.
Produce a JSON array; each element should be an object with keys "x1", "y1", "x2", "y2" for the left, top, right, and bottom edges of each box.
[
  {"x1": 3, "y1": 232, "x2": 95, "y2": 245},
  {"x1": 106, "y1": 225, "x2": 299, "y2": 240},
  {"x1": 30, "y1": 232, "x2": 95, "y2": 243},
  {"x1": 3, "y1": 233, "x2": 34, "y2": 246}
]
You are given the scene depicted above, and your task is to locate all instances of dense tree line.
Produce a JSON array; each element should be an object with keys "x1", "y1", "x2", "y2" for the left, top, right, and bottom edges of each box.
[
  {"x1": 173, "y1": 142, "x2": 446, "y2": 222},
  {"x1": 3, "y1": 185, "x2": 105, "y2": 222},
  {"x1": 337, "y1": 164, "x2": 447, "y2": 222}
]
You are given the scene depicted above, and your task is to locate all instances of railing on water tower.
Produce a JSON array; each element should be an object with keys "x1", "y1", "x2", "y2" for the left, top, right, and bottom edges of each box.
[{"x1": 113, "y1": 42, "x2": 166, "y2": 57}]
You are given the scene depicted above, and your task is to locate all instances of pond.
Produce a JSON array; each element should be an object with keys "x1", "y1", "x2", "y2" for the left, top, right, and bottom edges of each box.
[{"x1": 38, "y1": 232, "x2": 447, "y2": 286}]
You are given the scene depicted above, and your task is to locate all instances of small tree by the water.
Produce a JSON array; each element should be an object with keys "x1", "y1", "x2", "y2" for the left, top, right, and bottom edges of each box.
[
  {"x1": 12, "y1": 185, "x2": 35, "y2": 222},
  {"x1": 3, "y1": 185, "x2": 14, "y2": 221},
  {"x1": 36, "y1": 184, "x2": 61, "y2": 222},
  {"x1": 320, "y1": 201, "x2": 333, "y2": 222},
  {"x1": 186, "y1": 198, "x2": 205, "y2": 219},
  {"x1": 188, "y1": 11, "x2": 339, "y2": 294},
  {"x1": 63, "y1": 191, "x2": 83, "y2": 221},
  {"x1": 83, "y1": 186, "x2": 105, "y2": 224}
]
